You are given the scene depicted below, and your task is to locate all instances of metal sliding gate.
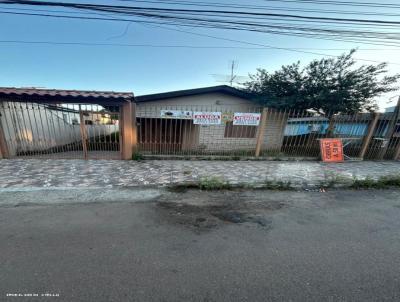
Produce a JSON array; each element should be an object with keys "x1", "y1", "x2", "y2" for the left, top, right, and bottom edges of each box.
[{"x1": 0, "y1": 101, "x2": 121, "y2": 159}]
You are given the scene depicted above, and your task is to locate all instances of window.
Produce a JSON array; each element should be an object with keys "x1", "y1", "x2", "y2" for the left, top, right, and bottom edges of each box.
[{"x1": 224, "y1": 122, "x2": 257, "y2": 138}]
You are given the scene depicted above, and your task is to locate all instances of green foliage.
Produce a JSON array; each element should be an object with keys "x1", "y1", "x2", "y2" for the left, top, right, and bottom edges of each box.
[
  {"x1": 379, "y1": 175, "x2": 400, "y2": 187},
  {"x1": 351, "y1": 176, "x2": 382, "y2": 189},
  {"x1": 319, "y1": 172, "x2": 353, "y2": 188},
  {"x1": 245, "y1": 50, "x2": 400, "y2": 115},
  {"x1": 263, "y1": 180, "x2": 293, "y2": 190},
  {"x1": 199, "y1": 177, "x2": 231, "y2": 190},
  {"x1": 350, "y1": 175, "x2": 400, "y2": 189},
  {"x1": 132, "y1": 152, "x2": 144, "y2": 161}
]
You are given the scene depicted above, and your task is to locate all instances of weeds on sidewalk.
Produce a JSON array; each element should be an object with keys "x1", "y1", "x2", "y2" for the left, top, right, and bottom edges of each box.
[
  {"x1": 168, "y1": 177, "x2": 293, "y2": 192},
  {"x1": 198, "y1": 177, "x2": 232, "y2": 190},
  {"x1": 319, "y1": 172, "x2": 353, "y2": 188},
  {"x1": 168, "y1": 173, "x2": 400, "y2": 192},
  {"x1": 132, "y1": 152, "x2": 144, "y2": 161},
  {"x1": 350, "y1": 175, "x2": 400, "y2": 189},
  {"x1": 168, "y1": 177, "x2": 232, "y2": 192},
  {"x1": 263, "y1": 180, "x2": 293, "y2": 190}
]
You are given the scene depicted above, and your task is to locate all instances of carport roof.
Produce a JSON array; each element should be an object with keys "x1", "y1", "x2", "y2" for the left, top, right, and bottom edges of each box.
[
  {"x1": 135, "y1": 85, "x2": 253, "y2": 102},
  {"x1": 0, "y1": 87, "x2": 134, "y2": 104}
]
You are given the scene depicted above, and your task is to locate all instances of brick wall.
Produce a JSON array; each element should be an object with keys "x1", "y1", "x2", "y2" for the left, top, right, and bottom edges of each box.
[{"x1": 135, "y1": 93, "x2": 288, "y2": 154}]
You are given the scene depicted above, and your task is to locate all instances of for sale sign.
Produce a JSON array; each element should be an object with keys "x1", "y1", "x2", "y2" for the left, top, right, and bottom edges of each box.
[
  {"x1": 319, "y1": 139, "x2": 344, "y2": 162},
  {"x1": 233, "y1": 112, "x2": 261, "y2": 126},
  {"x1": 193, "y1": 112, "x2": 222, "y2": 125}
]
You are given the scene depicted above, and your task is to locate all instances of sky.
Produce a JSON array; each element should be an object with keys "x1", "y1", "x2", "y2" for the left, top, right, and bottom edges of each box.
[{"x1": 0, "y1": 0, "x2": 399, "y2": 110}]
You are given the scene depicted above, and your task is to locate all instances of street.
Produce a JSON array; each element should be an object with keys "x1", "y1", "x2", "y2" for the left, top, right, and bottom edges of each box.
[{"x1": 1, "y1": 188, "x2": 400, "y2": 301}]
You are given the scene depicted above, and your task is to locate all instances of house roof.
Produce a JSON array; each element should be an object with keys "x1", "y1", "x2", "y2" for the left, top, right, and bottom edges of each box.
[
  {"x1": 135, "y1": 85, "x2": 253, "y2": 102},
  {"x1": 0, "y1": 87, "x2": 134, "y2": 104}
]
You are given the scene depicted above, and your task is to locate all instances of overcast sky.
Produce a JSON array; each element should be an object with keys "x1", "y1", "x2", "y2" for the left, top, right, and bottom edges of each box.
[{"x1": 0, "y1": 0, "x2": 399, "y2": 110}]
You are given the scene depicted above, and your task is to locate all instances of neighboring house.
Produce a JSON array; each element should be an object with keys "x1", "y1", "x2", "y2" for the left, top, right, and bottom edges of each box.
[
  {"x1": 0, "y1": 87, "x2": 132, "y2": 157},
  {"x1": 284, "y1": 114, "x2": 397, "y2": 138},
  {"x1": 135, "y1": 85, "x2": 287, "y2": 153}
]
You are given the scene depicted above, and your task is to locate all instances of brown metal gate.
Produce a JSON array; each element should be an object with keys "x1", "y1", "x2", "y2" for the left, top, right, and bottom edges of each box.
[{"x1": 0, "y1": 101, "x2": 122, "y2": 159}]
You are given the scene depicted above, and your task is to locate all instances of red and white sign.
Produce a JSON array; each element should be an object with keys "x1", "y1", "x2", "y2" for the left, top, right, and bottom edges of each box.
[
  {"x1": 193, "y1": 112, "x2": 222, "y2": 125},
  {"x1": 233, "y1": 112, "x2": 261, "y2": 126},
  {"x1": 320, "y1": 139, "x2": 344, "y2": 162}
]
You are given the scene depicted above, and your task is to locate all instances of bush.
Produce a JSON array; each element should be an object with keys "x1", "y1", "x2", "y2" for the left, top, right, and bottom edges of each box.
[{"x1": 132, "y1": 152, "x2": 144, "y2": 161}]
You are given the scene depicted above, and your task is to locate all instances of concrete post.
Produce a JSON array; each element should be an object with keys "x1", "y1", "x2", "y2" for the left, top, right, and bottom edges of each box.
[
  {"x1": 359, "y1": 112, "x2": 380, "y2": 160},
  {"x1": 255, "y1": 108, "x2": 268, "y2": 157},
  {"x1": 120, "y1": 101, "x2": 135, "y2": 160}
]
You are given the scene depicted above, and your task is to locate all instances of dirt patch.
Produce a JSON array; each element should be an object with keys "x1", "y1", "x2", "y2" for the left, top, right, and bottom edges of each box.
[{"x1": 156, "y1": 194, "x2": 285, "y2": 232}]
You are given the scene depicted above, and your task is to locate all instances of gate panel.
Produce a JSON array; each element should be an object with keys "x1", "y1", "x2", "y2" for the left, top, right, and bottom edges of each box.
[{"x1": 0, "y1": 101, "x2": 121, "y2": 159}]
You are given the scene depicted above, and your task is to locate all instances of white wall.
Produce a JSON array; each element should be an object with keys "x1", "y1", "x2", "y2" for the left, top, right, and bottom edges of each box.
[{"x1": 0, "y1": 101, "x2": 118, "y2": 156}]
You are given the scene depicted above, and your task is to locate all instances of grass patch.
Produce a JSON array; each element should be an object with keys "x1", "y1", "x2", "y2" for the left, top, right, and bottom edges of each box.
[
  {"x1": 350, "y1": 174, "x2": 400, "y2": 189},
  {"x1": 262, "y1": 180, "x2": 293, "y2": 190},
  {"x1": 319, "y1": 172, "x2": 353, "y2": 189},
  {"x1": 198, "y1": 176, "x2": 231, "y2": 190},
  {"x1": 167, "y1": 174, "x2": 400, "y2": 192},
  {"x1": 167, "y1": 177, "x2": 232, "y2": 192}
]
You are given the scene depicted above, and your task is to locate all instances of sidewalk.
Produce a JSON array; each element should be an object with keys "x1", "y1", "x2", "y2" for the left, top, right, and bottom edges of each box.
[{"x1": 0, "y1": 159, "x2": 399, "y2": 190}]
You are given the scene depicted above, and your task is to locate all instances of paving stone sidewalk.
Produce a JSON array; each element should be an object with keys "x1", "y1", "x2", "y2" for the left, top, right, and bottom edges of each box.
[{"x1": 0, "y1": 159, "x2": 399, "y2": 190}]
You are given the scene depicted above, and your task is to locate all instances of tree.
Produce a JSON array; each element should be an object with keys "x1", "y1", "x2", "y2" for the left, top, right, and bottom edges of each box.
[{"x1": 245, "y1": 50, "x2": 400, "y2": 115}]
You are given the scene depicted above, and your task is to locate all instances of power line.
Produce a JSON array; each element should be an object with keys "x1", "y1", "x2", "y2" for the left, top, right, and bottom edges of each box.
[
  {"x1": 262, "y1": 0, "x2": 400, "y2": 9},
  {"x1": 2, "y1": 0, "x2": 400, "y2": 25},
  {"x1": 4, "y1": 1, "x2": 400, "y2": 18},
  {"x1": 3, "y1": 9, "x2": 400, "y2": 49},
  {"x1": 0, "y1": 39, "x2": 398, "y2": 52},
  {"x1": 116, "y1": 0, "x2": 400, "y2": 17},
  {"x1": 141, "y1": 23, "x2": 400, "y2": 65},
  {"x1": 2, "y1": 8, "x2": 400, "y2": 45},
  {"x1": 0, "y1": 39, "x2": 278, "y2": 49},
  {"x1": 1, "y1": 0, "x2": 400, "y2": 48}
]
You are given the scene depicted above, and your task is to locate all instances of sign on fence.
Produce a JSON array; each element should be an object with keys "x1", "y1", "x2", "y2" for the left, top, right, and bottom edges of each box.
[
  {"x1": 160, "y1": 110, "x2": 192, "y2": 119},
  {"x1": 233, "y1": 112, "x2": 261, "y2": 126},
  {"x1": 319, "y1": 138, "x2": 344, "y2": 162},
  {"x1": 193, "y1": 112, "x2": 222, "y2": 125}
]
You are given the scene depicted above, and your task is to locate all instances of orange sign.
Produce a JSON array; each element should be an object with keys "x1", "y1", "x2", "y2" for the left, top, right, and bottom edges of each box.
[{"x1": 320, "y1": 139, "x2": 344, "y2": 162}]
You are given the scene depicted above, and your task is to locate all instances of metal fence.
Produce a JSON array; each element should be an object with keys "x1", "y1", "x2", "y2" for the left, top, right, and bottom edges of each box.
[
  {"x1": 0, "y1": 101, "x2": 121, "y2": 159},
  {"x1": 136, "y1": 104, "x2": 400, "y2": 160},
  {"x1": 136, "y1": 104, "x2": 262, "y2": 157},
  {"x1": 1, "y1": 100, "x2": 399, "y2": 160}
]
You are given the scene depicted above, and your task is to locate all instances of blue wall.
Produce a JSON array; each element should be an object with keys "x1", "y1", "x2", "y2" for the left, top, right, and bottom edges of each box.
[{"x1": 284, "y1": 121, "x2": 370, "y2": 137}]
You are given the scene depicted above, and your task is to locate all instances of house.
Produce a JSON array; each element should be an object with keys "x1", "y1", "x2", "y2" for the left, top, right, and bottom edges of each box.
[{"x1": 135, "y1": 85, "x2": 287, "y2": 154}]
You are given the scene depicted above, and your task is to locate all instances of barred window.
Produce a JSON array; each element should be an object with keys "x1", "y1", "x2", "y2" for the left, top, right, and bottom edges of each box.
[{"x1": 224, "y1": 122, "x2": 257, "y2": 138}]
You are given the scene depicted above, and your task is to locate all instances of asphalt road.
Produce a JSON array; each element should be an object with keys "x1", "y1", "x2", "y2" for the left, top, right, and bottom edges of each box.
[{"x1": 1, "y1": 188, "x2": 400, "y2": 302}]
